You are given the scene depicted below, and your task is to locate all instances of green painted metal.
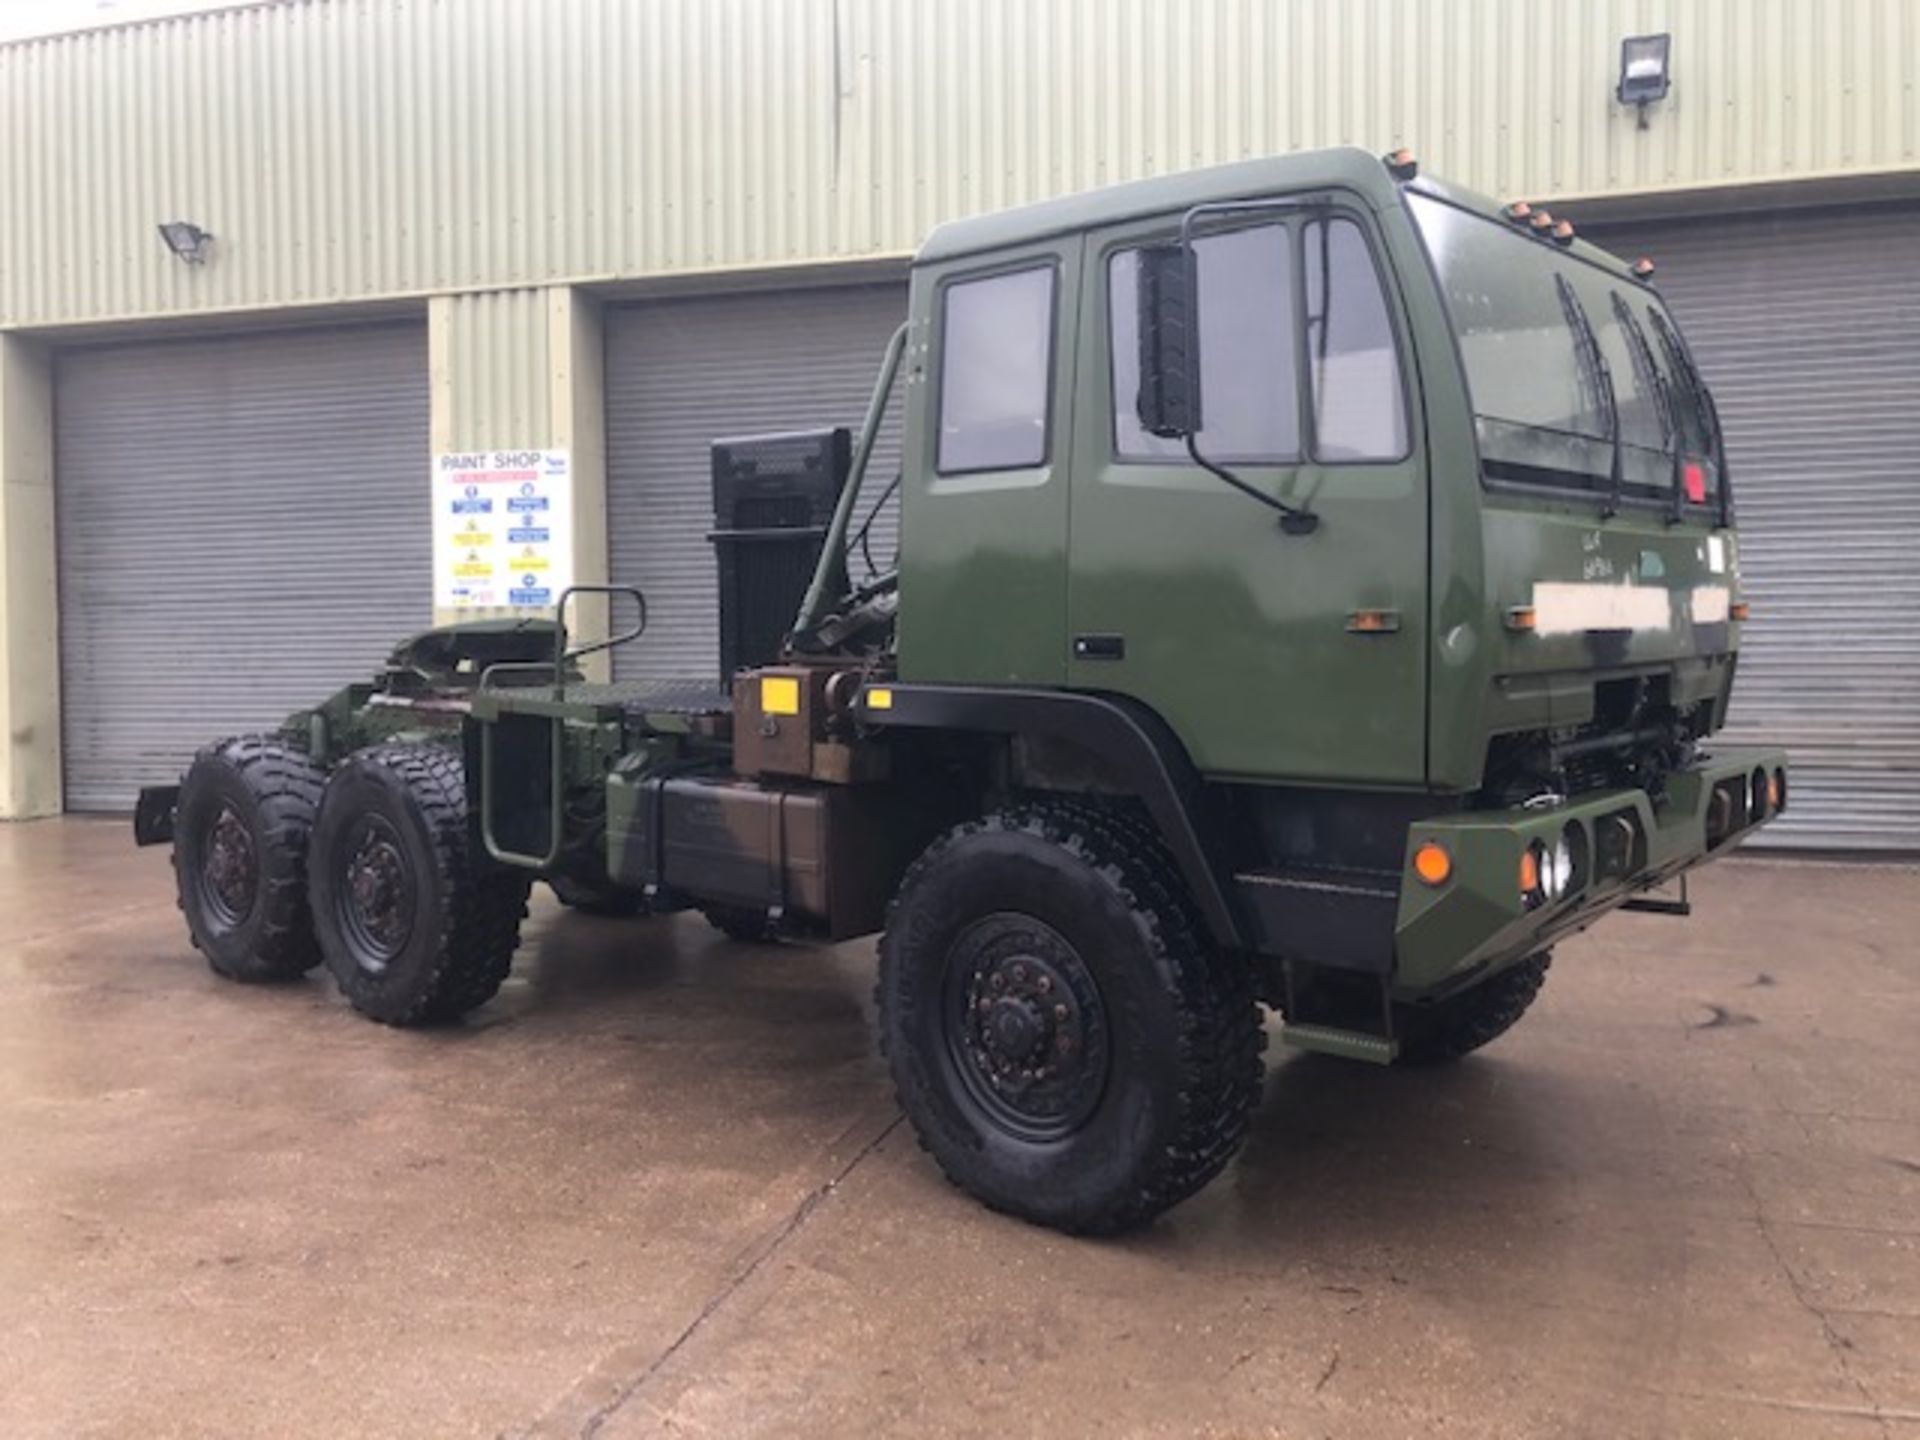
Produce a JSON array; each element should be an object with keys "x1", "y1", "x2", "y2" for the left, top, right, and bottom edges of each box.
[
  {"x1": 1393, "y1": 745, "x2": 1789, "y2": 994},
  {"x1": 896, "y1": 149, "x2": 1741, "y2": 790}
]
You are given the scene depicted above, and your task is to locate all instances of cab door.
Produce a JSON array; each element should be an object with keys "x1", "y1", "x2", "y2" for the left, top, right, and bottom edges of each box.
[{"x1": 1066, "y1": 203, "x2": 1428, "y2": 785}]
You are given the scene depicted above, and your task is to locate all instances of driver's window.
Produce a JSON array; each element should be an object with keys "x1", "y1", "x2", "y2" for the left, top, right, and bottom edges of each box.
[{"x1": 1108, "y1": 224, "x2": 1299, "y2": 463}]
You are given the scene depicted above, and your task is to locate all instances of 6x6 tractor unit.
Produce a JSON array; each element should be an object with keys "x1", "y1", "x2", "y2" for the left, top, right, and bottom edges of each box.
[{"x1": 137, "y1": 148, "x2": 1786, "y2": 1234}]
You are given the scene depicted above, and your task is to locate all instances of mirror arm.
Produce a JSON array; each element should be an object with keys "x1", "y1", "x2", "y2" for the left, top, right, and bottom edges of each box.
[{"x1": 1183, "y1": 434, "x2": 1320, "y2": 535}]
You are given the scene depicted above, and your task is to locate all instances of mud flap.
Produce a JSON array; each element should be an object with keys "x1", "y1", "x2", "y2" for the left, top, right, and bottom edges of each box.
[{"x1": 133, "y1": 785, "x2": 180, "y2": 846}]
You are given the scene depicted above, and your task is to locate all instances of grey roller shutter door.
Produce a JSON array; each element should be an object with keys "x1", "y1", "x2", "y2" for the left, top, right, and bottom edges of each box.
[
  {"x1": 56, "y1": 324, "x2": 430, "y2": 811},
  {"x1": 1590, "y1": 204, "x2": 1920, "y2": 851},
  {"x1": 604, "y1": 284, "x2": 908, "y2": 683}
]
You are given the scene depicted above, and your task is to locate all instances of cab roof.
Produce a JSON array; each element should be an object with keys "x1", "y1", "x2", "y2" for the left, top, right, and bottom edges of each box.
[
  {"x1": 914, "y1": 143, "x2": 1642, "y2": 282},
  {"x1": 914, "y1": 146, "x2": 1401, "y2": 265}
]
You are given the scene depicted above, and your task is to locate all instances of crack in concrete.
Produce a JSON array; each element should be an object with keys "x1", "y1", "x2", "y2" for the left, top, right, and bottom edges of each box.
[
  {"x1": 1730, "y1": 1142, "x2": 1895, "y2": 1440},
  {"x1": 513, "y1": 1110, "x2": 904, "y2": 1440}
]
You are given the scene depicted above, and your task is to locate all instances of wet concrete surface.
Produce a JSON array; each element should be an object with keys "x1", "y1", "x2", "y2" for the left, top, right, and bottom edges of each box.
[{"x1": 1, "y1": 817, "x2": 1916, "y2": 1439}]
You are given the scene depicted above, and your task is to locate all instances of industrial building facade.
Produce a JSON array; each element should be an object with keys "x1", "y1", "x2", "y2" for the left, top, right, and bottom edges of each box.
[{"x1": 1, "y1": 0, "x2": 1916, "y2": 846}]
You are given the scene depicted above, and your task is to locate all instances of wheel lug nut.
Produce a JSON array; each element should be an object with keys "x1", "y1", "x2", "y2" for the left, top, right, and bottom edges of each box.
[
  {"x1": 1012, "y1": 964, "x2": 1027, "y2": 982},
  {"x1": 1037, "y1": 975, "x2": 1052, "y2": 993},
  {"x1": 1053, "y1": 1003, "x2": 1068, "y2": 1021}
]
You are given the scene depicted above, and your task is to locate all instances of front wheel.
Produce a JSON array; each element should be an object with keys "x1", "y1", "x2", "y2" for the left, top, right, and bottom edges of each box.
[
  {"x1": 1395, "y1": 952, "x2": 1552, "y2": 1065},
  {"x1": 878, "y1": 804, "x2": 1264, "y2": 1235},
  {"x1": 549, "y1": 875, "x2": 649, "y2": 918},
  {"x1": 309, "y1": 745, "x2": 530, "y2": 1026}
]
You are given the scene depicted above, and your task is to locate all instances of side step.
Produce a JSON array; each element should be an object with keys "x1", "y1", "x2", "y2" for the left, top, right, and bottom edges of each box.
[{"x1": 1281, "y1": 1023, "x2": 1399, "y2": 1066}]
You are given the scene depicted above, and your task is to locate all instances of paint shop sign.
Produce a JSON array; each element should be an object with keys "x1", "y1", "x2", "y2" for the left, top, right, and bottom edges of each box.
[{"x1": 432, "y1": 449, "x2": 573, "y2": 610}]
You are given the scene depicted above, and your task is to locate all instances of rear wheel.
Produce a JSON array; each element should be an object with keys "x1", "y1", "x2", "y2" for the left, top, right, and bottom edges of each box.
[
  {"x1": 172, "y1": 735, "x2": 326, "y2": 982},
  {"x1": 878, "y1": 804, "x2": 1264, "y2": 1235},
  {"x1": 700, "y1": 902, "x2": 779, "y2": 944},
  {"x1": 309, "y1": 745, "x2": 530, "y2": 1026},
  {"x1": 1396, "y1": 952, "x2": 1552, "y2": 1065},
  {"x1": 549, "y1": 875, "x2": 648, "y2": 918}
]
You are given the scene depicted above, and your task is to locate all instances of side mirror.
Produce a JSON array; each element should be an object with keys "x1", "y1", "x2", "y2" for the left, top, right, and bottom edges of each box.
[{"x1": 1134, "y1": 244, "x2": 1201, "y2": 439}]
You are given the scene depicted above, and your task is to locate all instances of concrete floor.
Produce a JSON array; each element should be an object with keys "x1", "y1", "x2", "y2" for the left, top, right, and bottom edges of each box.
[{"x1": 0, "y1": 819, "x2": 1915, "y2": 1439}]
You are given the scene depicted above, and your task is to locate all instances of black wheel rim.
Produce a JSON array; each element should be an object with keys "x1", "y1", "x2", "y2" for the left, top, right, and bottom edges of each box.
[
  {"x1": 196, "y1": 804, "x2": 258, "y2": 929},
  {"x1": 336, "y1": 815, "x2": 414, "y2": 972},
  {"x1": 940, "y1": 914, "x2": 1109, "y2": 1143}
]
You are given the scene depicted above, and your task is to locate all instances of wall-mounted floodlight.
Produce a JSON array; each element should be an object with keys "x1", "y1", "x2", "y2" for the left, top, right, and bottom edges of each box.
[
  {"x1": 157, "y1": 220, "x2": 214, "y2": 264},
  {"x1": 1617, "y1": 34, "x2": 1671, "y2": 128}
]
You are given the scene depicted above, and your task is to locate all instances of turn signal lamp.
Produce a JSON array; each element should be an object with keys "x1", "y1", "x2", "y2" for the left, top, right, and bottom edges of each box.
[
  {"x1": 1413, "y1": 842, "x2": 1453, "y2": 887},
  {"x1": 1505, "y1": 605, "x2": 1538, "y2": 633},
  {"x1": 1770, "y1": 769, "x2": 1786, "y2": 812},
  {"x1": 1730, "y1": 601, "x2": 1751, "y2": 622},
  {"x1": 1518, "y1": 846, "x2": 1541, "y2": 897}
]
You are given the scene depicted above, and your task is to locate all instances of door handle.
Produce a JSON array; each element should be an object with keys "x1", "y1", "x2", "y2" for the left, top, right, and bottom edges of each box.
[{"x1": 1072, "y1": 634, "x2": 1126, "y2": 661}]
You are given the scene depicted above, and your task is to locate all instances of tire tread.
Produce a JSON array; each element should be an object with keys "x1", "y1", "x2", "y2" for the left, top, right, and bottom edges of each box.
[{"x1": 878, "y1": 797, "x2": 1265, "y2": 1235}]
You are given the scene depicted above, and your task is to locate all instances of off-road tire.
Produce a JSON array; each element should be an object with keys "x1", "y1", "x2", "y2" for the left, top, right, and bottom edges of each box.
[
  {"x1": 309, "y1": 744, "x2": 530, "y2": 1026},
  {"x1": 1396, "y1": 952, "x2": 1552, "y2": 1065},
  {"x1": 172, "y1": 734, "x2": 326, "y2": 982},
  {"x1": 549, "y1": 875, "x2": 648, "y2": 918},
  {"x1": 878, "y1": 802, "x2": 1265, "y2": 1235},
  {"x1": 700, "y1": 903, "x2": 779, "y2": 944}
]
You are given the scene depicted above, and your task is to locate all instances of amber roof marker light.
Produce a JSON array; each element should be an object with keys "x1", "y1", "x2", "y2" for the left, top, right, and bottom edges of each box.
[{"x1": 1383, "y1": 148, "x2": 1419, "y2": 181}]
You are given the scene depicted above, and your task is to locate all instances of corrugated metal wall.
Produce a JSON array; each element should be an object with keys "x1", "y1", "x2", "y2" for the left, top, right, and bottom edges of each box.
[
  {"x1": 4, "y1": 0, "x2": 1917, "y2": 329},
  {"x1": 431, "y1": 287, "x2": 554, "y2": 450}
]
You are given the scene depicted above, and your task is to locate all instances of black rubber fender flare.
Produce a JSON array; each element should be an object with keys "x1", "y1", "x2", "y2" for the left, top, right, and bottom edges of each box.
[{"x1": 853, "y1": 683, "x2": 1247, "y2": 949}]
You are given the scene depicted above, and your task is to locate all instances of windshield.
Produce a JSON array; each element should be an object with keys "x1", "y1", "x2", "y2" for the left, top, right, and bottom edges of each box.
[{"x1": 1407, "y1": 192, "x2": 1723, "y2": 511}]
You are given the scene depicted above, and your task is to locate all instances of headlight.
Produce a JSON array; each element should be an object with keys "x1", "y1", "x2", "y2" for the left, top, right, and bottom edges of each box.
[{"x1": 1547, "y1": 836, "x2": 1574, "y2": 899}]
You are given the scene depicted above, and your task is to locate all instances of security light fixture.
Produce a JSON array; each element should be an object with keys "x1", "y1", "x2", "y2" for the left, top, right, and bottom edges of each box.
[
  {"x1": 1617, "y1": 34, "x2": 1671, "y2": 128},
  {"x1": 157, "y1": 220, "x2": 214, "y2": 264}
]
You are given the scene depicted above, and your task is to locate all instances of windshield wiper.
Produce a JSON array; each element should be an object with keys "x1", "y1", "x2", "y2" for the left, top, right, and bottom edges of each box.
[
  {"x1": 1555, "y1": 274, "x2": 1623, "y2": 516},
  {"x1": 1612, "y1": 293, "x2": 1682, "y2": 524},
  {"x1": 1648, "y1": 306, "x2": 1733, "y2": 527}
]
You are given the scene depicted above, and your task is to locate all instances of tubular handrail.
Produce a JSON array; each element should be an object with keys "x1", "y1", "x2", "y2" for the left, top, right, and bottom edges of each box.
[
  {"x1": 476, "y1": 583, "x2": 648, "y2": 871},
  {"x1": 793, "y1": 322, "x2": 909, "y2": 639},
  {"x1": 479, "y1": 584, "x2": 649, "y2": 698}
]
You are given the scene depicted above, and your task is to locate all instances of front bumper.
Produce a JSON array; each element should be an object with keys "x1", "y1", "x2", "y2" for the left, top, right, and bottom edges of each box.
[{"x1": 1395, "y1": 747, "x2": 1788, "y2": 996}]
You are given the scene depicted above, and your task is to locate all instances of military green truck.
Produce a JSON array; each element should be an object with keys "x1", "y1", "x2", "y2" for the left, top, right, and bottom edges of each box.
[{"x1": 135, "y1": 147, "x2": 1785, "y2": 1234}]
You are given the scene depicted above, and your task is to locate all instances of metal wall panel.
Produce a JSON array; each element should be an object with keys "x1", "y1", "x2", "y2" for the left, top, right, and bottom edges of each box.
[
  {"x1": 1588, "y1": 203, "x2": 1920, "y2": 850},
  {"x1": 55, "y1": 323, "x2": 429, "y2": 809},
  {"x1": 4, "y1": 0, "x2": 1917, "y2": 329},
  {"x1": 603, "y1": 285, "x2": 906, "y2": 683},
  {"x1": 434, "y1": 287, "x2": 554, "y2": 452}
]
